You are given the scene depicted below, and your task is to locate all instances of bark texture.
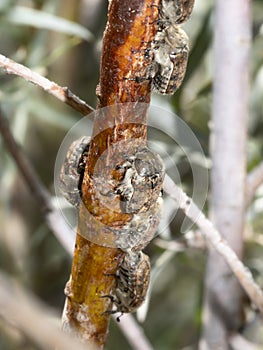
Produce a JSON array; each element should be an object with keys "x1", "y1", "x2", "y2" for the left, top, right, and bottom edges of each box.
[{"x1": 62, "y1": 1, "x2": 160, "y2": 348}]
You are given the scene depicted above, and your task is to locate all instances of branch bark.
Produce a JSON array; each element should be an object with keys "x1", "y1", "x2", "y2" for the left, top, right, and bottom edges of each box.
[
  {"x1": 61, "y1": 1, "x2": 160, "y2": 347},
  {"x1": 201, "y1": 1, "x2": 251, "y2": 348}
]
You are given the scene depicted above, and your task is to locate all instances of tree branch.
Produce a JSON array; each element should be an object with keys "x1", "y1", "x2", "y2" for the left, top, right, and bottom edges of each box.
[
  {"x1": 0, "y1": 108, "x2": 75, "y2": 254},
  {"x1": 0, "y1": 54, "x2": 94, "y2": 116},
  {"x1": 62, "y1": 1, "x2": 160, "y2": 347}
]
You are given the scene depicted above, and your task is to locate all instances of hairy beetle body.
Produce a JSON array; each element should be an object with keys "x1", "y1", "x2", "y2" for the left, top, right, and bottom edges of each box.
[
  {"x1": 115, "y1": 146, "x2": 165, "y2": 214},
  {"x1": 149, "y1": 24, "x2": 189, "y2": 95},
  {"x1": 105, "y1": 250, "x2": 150, "y2": 317}
]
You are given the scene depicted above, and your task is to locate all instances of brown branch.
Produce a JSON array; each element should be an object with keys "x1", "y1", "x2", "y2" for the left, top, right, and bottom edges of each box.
[
  {"x1": 0, "y1": 54, "x2": 94, "y2": 116},
  {"x1": 246, "y1": 161, "x2": 263, "y2": 205},
  {"x1": 62, "y1": 0, "x2": 160, "y2": 347},
  {"x1": 0, "y1": 108, "x2": 75, "y2": 254},
  {"x1": 163, "y1": 175, "x2": 263, "y2": 314}
]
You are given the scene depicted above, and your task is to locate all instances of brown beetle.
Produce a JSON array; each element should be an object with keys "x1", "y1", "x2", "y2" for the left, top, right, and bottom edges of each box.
[
  {"x1": 115, "y1": 146, "x2": 164, "y2": 214},
  {"x1": 59, "y1": 136, "x2": 90, "y2": 207},
  {"x1": 103, "y1": 250, "x2": 150, "y2": 320},
  {"x1": 149, "y1": 24, "x2": 189, "y2": 95}
]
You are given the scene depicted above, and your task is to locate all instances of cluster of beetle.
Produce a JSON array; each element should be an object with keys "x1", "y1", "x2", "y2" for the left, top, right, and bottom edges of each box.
[
  {"x1": 60, "y1": 136, "x2": 165, "y2": 318},
  {"x1": 108, "y1": 0, "x2": 195, "y2": 316},
  {"x1": 104, "y1": 146, "x2": 165, "y2": 318},
  {"x1": 59, "y1": 0, "x2": 195, "y2": 319}
]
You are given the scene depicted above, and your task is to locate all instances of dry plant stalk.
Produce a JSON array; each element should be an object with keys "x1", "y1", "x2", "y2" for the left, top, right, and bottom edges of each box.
[{"x1": 62, "y1": 0, "x2": 160, "y2": 347}]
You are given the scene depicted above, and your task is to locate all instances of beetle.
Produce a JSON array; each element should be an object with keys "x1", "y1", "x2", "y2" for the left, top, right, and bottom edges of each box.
[
  {"x1": 115, "y1": 146, "x2": 165, "y2": 213},
  {"x1": 103, "y1": 249, "x2": 150, "y2": 320},
  {"x1": 59, "y1": 136, "x2": 90, "y2": 207},
  {"x1": 148, "y1": 24, "x2": 189, "y2": 95},
  {"x1": 60, "y1": 139, "x2": 163, "y2": 252},
  {"x1": 115, "y1": 192, "x2": 163, "y2": 251}
]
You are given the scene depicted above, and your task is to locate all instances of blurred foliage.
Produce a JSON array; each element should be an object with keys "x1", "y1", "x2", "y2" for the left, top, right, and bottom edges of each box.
[{"x1": 0, "y1": 0, "x2": 263, "y2": 349}]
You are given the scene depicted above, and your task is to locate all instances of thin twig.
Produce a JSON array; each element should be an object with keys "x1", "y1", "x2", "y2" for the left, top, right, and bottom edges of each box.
[
  {"x1": 0, "y1": 108, "x2": 75, "y2": 254},
  {"x1": 246, "y1": 161, "x2": 263, "y2": 205},
  {"x1": 0, "y1": 272, "x2": 96, "y2": 350},
  {"x1": 0, "y1": 54, "x2": 94, "y2": 116},
  {"x1": 163, "y1": 174, "x2": 263, "y2": 314}
]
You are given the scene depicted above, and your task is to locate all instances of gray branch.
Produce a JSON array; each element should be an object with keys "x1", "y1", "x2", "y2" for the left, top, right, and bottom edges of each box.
[{"x1": 0, "y1": 54, "x2": 94, "y2": 116}]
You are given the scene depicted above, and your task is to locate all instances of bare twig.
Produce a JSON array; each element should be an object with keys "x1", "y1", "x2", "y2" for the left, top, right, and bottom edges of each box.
[
  {"x1": 0, "y1": 54, "x2": 94, "y2": 116},
  {"x1": 0, "y1": 272, "x2": 96, "y2": 350},
  {"x1": 163, "y1": 175, "x2": 263, "y2": 314},
  {"x1": 0, "y1": 108, "x2": 75, "y2": 254},
  {"x1": 246, "y1": 162, "x2": 263, "y2": 205}
]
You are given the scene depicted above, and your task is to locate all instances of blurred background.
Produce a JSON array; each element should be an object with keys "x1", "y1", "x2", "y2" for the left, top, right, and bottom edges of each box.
[{"x1": 0, "y1": 0, "x2": 263, "y2": 349}]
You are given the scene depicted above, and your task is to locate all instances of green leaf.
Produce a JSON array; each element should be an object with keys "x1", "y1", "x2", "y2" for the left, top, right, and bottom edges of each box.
[{"x1": 4, "y1": 6, "x2": 94, "y2": 41}]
